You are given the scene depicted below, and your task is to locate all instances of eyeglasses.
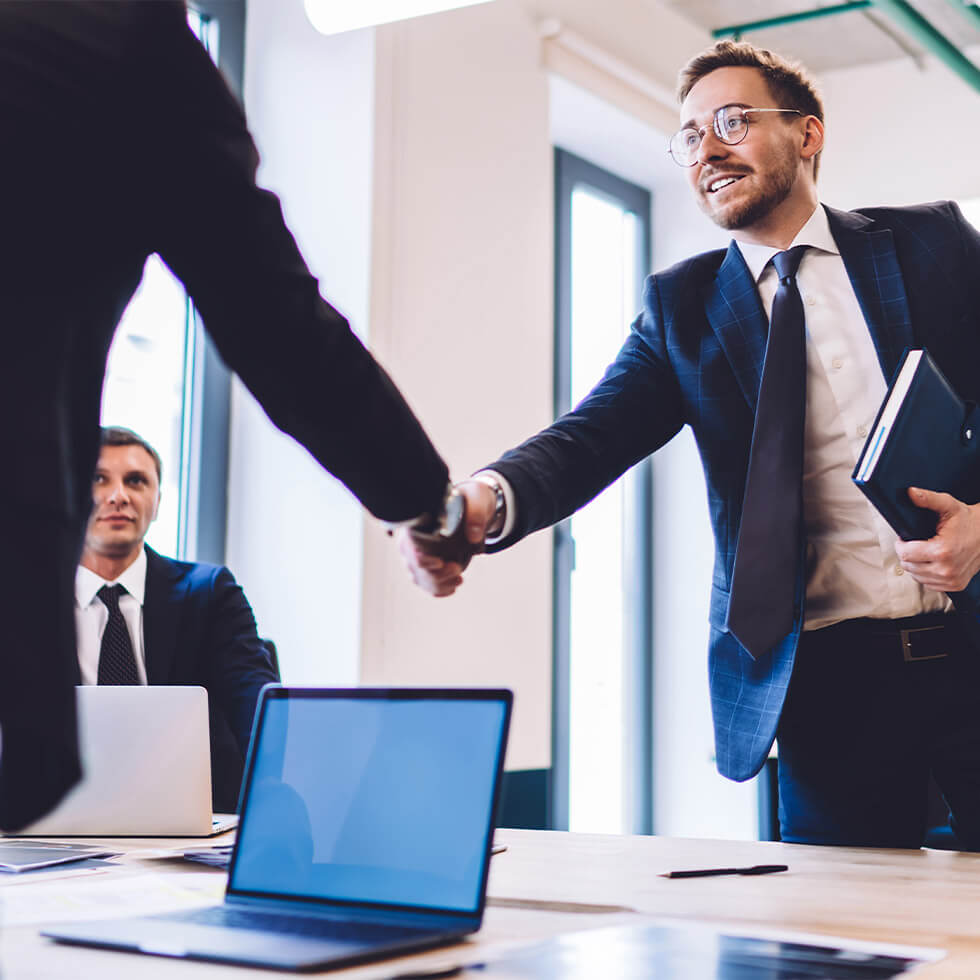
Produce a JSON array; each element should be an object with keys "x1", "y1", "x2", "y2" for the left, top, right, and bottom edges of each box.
[{"x1": 668, "y1": 105, "x2": 802, "y2": 167}]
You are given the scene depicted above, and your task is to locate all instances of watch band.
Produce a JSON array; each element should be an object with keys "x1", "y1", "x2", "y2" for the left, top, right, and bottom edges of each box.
[{"x1": 475, "y1": 474, "x2": 506, "y2": 537}]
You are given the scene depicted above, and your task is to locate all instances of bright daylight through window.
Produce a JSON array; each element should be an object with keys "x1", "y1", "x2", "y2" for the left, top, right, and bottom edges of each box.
[
  {"x1": 567, "y1": 187, "x2": 640, "y2": 835},
  {"x1": 98, "y1": 10, "x2": 216, "y2": 557}
]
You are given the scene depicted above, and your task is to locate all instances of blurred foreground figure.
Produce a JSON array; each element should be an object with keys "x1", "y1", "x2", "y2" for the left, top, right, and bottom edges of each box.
[{"x1": 0, "y1": 1, "x2": 449, "y2": 830}]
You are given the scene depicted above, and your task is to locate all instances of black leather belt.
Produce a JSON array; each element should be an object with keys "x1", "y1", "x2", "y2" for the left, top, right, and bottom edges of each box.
[
  {"x1": 805, "y1": 613, "x2": 953, "y2": 662},
  {"x1": 867, "y1": 615, "x2": 950, "y2": 662}
]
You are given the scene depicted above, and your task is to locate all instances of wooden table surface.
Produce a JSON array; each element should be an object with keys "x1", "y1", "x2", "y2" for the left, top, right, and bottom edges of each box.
[{"x1": 3, "y1": 828, "x2": 980, "y2": 977}]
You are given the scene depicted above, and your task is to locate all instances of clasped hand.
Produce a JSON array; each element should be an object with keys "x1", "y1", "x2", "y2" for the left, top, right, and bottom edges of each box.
[
  {"x1": 894, "y1": 487, "x2": 980, "y2": 592},
  {"x1": 397, "y1": 480, "x2": 496, "y2": 597}
]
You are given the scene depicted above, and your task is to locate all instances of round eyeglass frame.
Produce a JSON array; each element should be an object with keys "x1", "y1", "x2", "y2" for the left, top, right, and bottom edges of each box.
[{"x1": 668, "y1": 105, "x2": 802, "y2": 167}]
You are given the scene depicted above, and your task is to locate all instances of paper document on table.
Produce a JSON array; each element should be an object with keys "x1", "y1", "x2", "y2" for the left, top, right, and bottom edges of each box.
[
  {"x1": 472, "y1": 921, "x2": 944, "y2": 977},
  {"x1": 0, "y1": 870, "x2": 225, "y2": 927},
  {"x1": 0, "y1": 858, "x2": 116, "y2": 886},
  {"x1": 0, "y1": 840, "x2": 118, "y2": 872}
]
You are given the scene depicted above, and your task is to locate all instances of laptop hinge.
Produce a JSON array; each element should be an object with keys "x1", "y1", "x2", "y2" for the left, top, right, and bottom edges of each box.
[{"x1": 224, "y1": 894, "x2": 478, "y2": 932}]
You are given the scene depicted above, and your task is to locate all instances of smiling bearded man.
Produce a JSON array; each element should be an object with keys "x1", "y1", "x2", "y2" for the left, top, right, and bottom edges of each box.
[{"x1": 399, "y1": 39, "x2": 980, "y2": 851}]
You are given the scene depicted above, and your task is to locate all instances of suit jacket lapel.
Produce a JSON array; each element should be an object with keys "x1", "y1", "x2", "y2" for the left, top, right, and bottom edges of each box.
[
  {"x1": 826, "y1": 205, "x2": 914, "y2": 382},
  {"x1": 705, "y1": 241, "x2": 770, "y2": 411},
  {"x1": 707, "y1": 209, "x2": 915, "y2": 406},
  {"x1": 142, "y1": 546, "x2": 185, "y2": 685}
]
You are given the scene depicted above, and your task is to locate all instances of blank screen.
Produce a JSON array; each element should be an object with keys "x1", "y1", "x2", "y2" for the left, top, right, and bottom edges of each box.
[{"x1": 229, "y1": 695, "x2": 507, "y2": 913}]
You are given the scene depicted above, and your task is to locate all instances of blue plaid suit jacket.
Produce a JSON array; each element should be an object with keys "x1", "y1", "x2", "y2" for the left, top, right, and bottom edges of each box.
[{"x1": 489, "y1": 201, "x2": 980, "y2": 782}]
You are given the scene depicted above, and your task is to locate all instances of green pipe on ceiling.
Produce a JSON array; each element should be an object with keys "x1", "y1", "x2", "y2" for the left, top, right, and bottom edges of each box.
[
  {"x1": 712, "y1": 0, "x2": 980, "y2": 96},
  {"x1": 712, "y1": 1, "x2": 872, "y2": 39},
  {"x1": 872, "y1": 0, "x2": 980, "y2": 92},
  {"x1": 942, "y1": 0, "x2": 980, "y2": 32}
]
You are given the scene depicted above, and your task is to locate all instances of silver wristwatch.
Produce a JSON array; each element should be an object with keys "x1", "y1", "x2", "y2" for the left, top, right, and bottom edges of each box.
[{"x1": 475, "y1": 474, "x2": 506, "y2": 538}]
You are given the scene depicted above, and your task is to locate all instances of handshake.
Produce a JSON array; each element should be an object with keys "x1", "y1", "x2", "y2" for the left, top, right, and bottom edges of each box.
[{"x1": 397, "y1": 480, "x2": 502, "y2": 597}]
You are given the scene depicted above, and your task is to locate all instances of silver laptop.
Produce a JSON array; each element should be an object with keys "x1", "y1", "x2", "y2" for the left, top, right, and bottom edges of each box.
[
  {"x1": 12, "y1": 686, "x2": 237, "y2": 837},
  {"x1": 44, "y1": 686, "x2": 513, "y2": 972}
]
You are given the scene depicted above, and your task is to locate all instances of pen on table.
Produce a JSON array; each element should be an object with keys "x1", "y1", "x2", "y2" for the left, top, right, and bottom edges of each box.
[
  {"x1": 659, "y1": 864, "x2": 788, "y2": 879},
  {"x1": 389, "y1": 964, "x2": 485, "y2": 979}
]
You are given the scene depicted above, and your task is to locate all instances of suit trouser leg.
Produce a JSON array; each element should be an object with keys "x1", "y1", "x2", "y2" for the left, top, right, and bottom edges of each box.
[
  {"x1": 0, "y1": 501, "x2": 83, "y2": 830},
  {"x1": 925, "y1": 629, "x2": 980, "y2": 850},
  {"x1": 775, "y1": 614, "x2": 980, "y2": 849}
]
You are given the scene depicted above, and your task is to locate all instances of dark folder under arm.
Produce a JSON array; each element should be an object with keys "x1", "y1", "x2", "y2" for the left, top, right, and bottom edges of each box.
[
  {"x1": 853, "y1": 349, "x2": 980, "y2": 541},
  {"x1": 853, "y1": 348, "x2": 980, "y2": 612}
]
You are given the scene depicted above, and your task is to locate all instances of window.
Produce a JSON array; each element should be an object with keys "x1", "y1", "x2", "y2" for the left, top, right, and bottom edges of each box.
[
  {"x1": 553, "y1": 149, "x2": 653, "y2": 835},
  {"x1": 961, "y1": 198, "x2": 980, "y2": 231},
  {"x1": 98, "y1": 3, "x2": 242, "y2": 561},
  {"x1": 100, "y1": 259, "x2": 197, "y2": 555}
]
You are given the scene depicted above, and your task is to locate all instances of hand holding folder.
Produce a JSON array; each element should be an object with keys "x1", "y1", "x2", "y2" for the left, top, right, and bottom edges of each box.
[
  {"x1": 852, "y1": 349, "x2": 980, "y2": 603},
  {"x1": 895, "y1": 488, "x2": 980, "y2": 594}
]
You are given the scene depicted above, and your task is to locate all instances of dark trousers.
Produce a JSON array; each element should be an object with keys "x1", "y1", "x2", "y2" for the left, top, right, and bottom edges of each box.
[{"x1": 776, "y1": 612, "x2": 980, "y2": 849}]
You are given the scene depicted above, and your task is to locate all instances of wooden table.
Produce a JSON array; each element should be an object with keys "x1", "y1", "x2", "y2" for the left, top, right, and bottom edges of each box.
[{"x1": 4, "y1": 829, "x2": 980, "y2": 977}]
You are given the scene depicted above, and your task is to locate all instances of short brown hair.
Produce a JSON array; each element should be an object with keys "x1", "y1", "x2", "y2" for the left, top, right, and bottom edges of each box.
[
  {"x1": 100, "y1": 426, "x2": 163, "y2": 482},
  {"x1": 678, "y1": 40, "x2": 824, "y2": 176}
]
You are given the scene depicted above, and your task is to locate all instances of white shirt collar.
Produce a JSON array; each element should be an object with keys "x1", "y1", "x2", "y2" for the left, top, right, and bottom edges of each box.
[
  {"x1": 735, "y1": 203, "x2": 839, "y2": 284},
  {"x1": 75, "y1": 547, "x2": 148, "y2": 608}
]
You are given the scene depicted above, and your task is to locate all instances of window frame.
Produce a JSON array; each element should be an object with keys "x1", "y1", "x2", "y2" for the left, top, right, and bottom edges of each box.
[
  {"x1": 552, "y1": 147, "x2": 654, "y2": 834},
  {"x1": 178, "y1": 0, "x2": 246, "y2": 563}
]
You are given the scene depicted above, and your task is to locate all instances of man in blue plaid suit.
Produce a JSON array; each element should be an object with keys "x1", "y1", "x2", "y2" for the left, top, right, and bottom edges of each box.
[{"x1": 402, "y1": 40, "x2": 980, "y2": 848}]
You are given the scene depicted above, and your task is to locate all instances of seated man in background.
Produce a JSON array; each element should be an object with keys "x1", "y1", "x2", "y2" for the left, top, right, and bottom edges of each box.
[{"x1": 76, "y1": 426, "x2": 278, "y2": 812}]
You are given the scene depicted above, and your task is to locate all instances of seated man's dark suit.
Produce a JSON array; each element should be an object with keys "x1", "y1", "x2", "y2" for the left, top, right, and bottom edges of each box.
[
  {"x1": 487, "y1": 202, "x2": 980, "y2": 844},
  {"x1": 142, "y1": 547, "x2": 278, "y2": 813},
  {"x1": 0, "y1": 3, "x2": 448, "y2": 829}
]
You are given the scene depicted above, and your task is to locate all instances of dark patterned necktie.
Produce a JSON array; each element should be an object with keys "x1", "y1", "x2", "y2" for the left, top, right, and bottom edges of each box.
[
  {"x1": 726, "y1": 245, "x2": 809, "y2": 658},
  {"x1": 97, "y1": 584, "x2": 140, "y2": 685}
]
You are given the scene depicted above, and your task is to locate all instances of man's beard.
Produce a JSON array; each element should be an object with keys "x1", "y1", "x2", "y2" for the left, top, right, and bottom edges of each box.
[{"x1": 698, "y1": 160, "x2": 795, "y2": 231}]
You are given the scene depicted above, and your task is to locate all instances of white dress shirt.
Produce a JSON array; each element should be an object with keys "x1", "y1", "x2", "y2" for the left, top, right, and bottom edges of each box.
[
  {"x1": 490, "y1": 204, "x2": 949, "y2": 629},
  {"x1": 74, "y1": 548, "x2": 149, "y2": 685},
  {"x1": 731, "y1": 205, "x2": 948, "y2": 628}
]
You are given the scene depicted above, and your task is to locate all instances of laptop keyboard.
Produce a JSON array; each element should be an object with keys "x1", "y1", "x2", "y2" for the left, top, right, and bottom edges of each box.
[{"x1": 160, "y1": 906, "x2": 435, "y2": 944}]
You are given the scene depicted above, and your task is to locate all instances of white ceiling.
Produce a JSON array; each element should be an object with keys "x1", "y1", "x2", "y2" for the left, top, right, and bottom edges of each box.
[{"x1": 660, "y1": 0, "x2": 980, "y2": 74}]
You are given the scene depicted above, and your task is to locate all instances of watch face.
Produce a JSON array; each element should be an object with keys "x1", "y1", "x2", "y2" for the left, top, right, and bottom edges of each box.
[{"x1": 443, "y1": 489, "x2": 465, "y2": 537}]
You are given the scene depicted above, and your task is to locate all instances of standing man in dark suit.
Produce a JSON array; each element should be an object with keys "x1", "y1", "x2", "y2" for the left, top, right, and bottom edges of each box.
[
  {"x1": 76, "y1": 428, "x2": 278, "y2": 813},
  {"x1": 0, "y1": 1, "x2": 455, "y2": 830},
  {"x1": 402, "y1": 41, "x2": 980, "y2": 848}
]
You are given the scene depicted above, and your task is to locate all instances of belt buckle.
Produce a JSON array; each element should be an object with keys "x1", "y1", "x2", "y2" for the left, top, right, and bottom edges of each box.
[{"x1": 900, "y1": 625, "x2": 947, "y2": 662}]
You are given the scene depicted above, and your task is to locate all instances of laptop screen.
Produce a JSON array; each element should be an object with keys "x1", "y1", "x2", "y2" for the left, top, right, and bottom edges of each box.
[{"x1": 228, "y1": 689, "x2": 511, "y2": 915}]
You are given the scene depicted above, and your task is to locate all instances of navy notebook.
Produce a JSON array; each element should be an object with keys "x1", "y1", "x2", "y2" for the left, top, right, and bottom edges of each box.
[{"x1": 852, "y1": 349, "x2": 980, "y2": 541}]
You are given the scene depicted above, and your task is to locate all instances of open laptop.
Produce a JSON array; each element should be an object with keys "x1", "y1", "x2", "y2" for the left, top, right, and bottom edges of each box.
[
  {"x1": 11, "y1": 686, "x2": 236, "y2": 837},
  {"x1": 44, "y1": 686, "x2": 513, "y2": 972}
]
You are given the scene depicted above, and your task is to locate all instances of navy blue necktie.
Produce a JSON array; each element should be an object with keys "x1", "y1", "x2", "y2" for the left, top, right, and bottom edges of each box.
[
  {"x1": 727, "y1": 245, "x2": 809, "y2": 657},
  {"x1": 97, "y1": 584, "x2": 140, "y2": 685}
]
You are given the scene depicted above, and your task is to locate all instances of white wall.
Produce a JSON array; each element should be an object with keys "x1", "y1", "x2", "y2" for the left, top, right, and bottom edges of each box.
[
  {"x1": 360, "y1": 0, "x2": 554, "y2": 772},
  {"x1": 817, "y1": 45, "x2": 980, "y2": 208},
  {"x1": 228, "y1": 0, "x2": 376, "y2": 684}
]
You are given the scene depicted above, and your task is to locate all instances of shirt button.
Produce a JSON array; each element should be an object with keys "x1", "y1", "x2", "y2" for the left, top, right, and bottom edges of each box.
[
  {"x1": 832, "y1": 357, "x2": 843, "y2": 370},
  {"x1": 895, "y1": 566, "x2": 905, "y2": 576},
  {"x1": 857, "y1": 424, "x2": 869, "y2": 438},
  {"x1": 806, "y1": 295, "x2": 817, "y2": 307}
]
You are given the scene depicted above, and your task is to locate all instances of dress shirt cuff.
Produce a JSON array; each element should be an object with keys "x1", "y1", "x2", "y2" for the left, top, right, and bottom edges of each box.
[{"x1": 472, "y1": 470, "x2": 516, "y2": 544}]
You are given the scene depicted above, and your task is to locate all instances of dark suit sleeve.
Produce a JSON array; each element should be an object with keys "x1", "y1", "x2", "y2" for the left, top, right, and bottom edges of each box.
[
  {"x1": 201, "y1": 567, "x2": 278, "y2": 759},
  {"x1": 122, "y1": 5, "x2": 447, "y2": 523},
  {"x1": 951, "y1": 200, "x2": 980, "y2": 310},
  {"x1": 488, "y1": 275, "x2": 686, "y2": 549}
]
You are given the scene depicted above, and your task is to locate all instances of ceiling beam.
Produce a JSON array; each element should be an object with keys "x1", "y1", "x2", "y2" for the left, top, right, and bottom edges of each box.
[
  {"x1": 712, "y1": 2, "x2": 871, "y2": 39},
  {"x1": 942, "y1": 0, "x2": 980, "y2": 32},
  {"x1": 713, "y1": 0, "x2": 980, "y2": 97},
  {"x1": 873, "y1": 0, "x2": 980, "y2": 93}
]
